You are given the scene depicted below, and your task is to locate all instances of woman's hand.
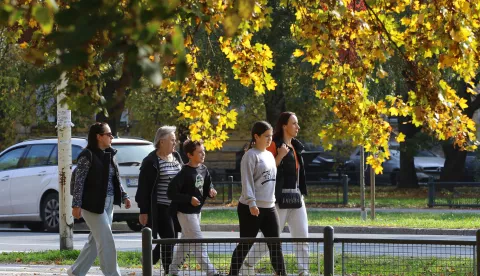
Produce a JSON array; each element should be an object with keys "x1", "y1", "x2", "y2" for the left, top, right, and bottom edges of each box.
[
  {"x1": 277, "y1": 144, "x2": 290, "y2": 158},
  {"x1": 139, "y1": 214, "x2": 148, "y2": 226},
  {"x1": 124, "y1": 198, "x2": 132, "y2": 209},
  {"x1": 249, "y1": 206, "x2": 260, "y2": 217},
  {"x1": 209, "y1": 188, "x2": 217, "y2": 198},
  {"x1": 191, "y1": 196, "x2": 201, "y2": 206},
  {"x1": 72, "y1": 207, "x2": 82, "y2": 219}
]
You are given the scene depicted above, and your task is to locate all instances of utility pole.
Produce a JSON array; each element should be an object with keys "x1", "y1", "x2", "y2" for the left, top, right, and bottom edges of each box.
[
  {"x1": 359, "y1": 146, "x2": 367, "y2": 220},
  {"x1": 57, "y1": 73, "x2": 74, "y2": 250},
  {"x1": 370, "y1": 164, "x2": 376, "y2": 220}
]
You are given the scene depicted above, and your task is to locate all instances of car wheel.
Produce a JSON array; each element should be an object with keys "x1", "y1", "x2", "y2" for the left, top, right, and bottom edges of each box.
[
  {"x1": 41, "y1": 193, "x2": 59, "y2": 232},
  {"x1": 126, "y1": 220, "x2": 143, "y2": 232},
  {"x1": 25, "y1": 222, "x2": 44, "y2": 232}
]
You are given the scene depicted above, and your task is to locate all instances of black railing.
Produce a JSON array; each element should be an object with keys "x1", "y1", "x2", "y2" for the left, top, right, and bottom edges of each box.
[
  {"x1": 142, "y1": 227, "x2": 479, "y2": 276},
  {"x1": 208, "y1": 175, "x2": 349, "y2": 205},
  {"x1": 428, "y1": 180, "x2": 480, "y2": 207}
]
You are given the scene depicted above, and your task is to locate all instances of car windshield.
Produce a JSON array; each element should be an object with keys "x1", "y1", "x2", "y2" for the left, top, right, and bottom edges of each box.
[{"x1": 113, "y1": 143, "x2": 155, "y2": 165}]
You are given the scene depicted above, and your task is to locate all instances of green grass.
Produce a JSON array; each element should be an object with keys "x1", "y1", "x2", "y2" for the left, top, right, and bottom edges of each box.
[
  {"x1": 0, "y1": 251, "x2": 474, "y2": 275},
  {"x1": 201, "y1": 210, "x2": 480, "y2": 229},
  {"x1": 211, "y1": 186, "x2": 432, "y2": 208},
  {"x1": 0, "y1": 250, "x2": 143, "y2": 268}
]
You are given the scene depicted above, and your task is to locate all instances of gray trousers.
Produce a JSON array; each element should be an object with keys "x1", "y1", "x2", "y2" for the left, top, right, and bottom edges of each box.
[
  {"x1": 169, "y1": 212, "x2": 217, "y2": 276},
  {"x1": 69, "y1": 196, "x2": 121, "y2": 276}
]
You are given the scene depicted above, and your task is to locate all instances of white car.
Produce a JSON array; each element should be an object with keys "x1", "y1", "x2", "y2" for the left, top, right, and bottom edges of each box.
[{"x1": 0, "y1": 137, "x2": 154, "y2": 232}]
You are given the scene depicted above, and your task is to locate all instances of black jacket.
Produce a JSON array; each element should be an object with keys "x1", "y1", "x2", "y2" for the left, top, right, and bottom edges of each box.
[
  {"x1": 135, "y1": 150, "x2": 183, "y2": 235},
  {"x1": 167, "y1": 164, "x2": 214, "y2": 214},
  {"x1": 272, "y1": 137, "x2": 308, "y2": 203},
  {"x1": 79, "y1": 147, "x2": 127, "y2": 214}
]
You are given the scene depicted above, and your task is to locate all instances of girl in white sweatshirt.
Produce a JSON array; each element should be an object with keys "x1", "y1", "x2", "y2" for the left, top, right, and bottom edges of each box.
[{"x1": 228, "y1": 121, "x2": 286, "y2": 276}]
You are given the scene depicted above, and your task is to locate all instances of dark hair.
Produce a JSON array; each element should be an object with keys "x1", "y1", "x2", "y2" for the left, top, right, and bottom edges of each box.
[
  {"x1": 249, "y1": 121, "x2": 273, "y2": 148},
  {"x1": 183, "y1": 139, "x2": 203, "y2": 156},
  {"x1": 273, "y1": 112, "x2": 296, "y2": 140},
  {"x1": 87, "y1": 122, "x2": 109, "y2": 150}
]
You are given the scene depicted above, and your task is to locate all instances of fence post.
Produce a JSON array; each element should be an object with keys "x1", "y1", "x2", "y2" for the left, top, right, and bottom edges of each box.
[
  {"x1": 228, "y1": 175, "x2": 233, "y2": 203},
  {"x1": 342, "y1": 174, "x2": 348, "y2": 205},
  {"x1": 428, "y1": 177, "x2": 435, "y2": 208},
  {"x1": 142, "y1": 227, "x2": 153, "y2": 276},
  {"x1": 477, "y1": 230, "x2": 480, "y2": 276},
  {"x1": 324, "y1": 226, "x2": 334, "y2": 276}
]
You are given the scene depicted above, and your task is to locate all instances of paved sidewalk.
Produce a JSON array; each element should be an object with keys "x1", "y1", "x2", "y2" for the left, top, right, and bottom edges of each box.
[{"x1": 0, "y1": 264, "x2": 143, "y2": 275}]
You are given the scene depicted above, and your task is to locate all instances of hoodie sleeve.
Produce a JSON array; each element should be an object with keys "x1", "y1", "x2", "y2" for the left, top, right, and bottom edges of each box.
[
  {"x1": 240, "y1": 150, "x2": 257, "y2": 208},
  {"x1": 167, "y1": 168, "x2": 191, "y2": 203}
]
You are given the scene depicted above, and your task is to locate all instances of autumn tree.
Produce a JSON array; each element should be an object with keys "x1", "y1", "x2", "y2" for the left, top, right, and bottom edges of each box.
[{"x1": 1, "y1": 0, "x2": 479, "y2": 174}]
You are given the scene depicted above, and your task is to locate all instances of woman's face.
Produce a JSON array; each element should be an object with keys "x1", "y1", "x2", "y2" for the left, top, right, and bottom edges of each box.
[
  {"x1": 97, "y1": 125, "x2": 113, "y2": 149},
  {"x1": 283, "y1": 115, "x2": 300, "y2": 138},
  {"x1": 254, "y1": 128, "x2": 273, "y2": 150},
  {"x1": 159, "y1": 132, "x2": 176, "y2": 154}
]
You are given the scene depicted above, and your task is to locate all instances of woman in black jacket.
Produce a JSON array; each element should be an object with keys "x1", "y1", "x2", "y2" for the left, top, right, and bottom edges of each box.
[
  {"x1": 135, "y1": 125, "x2": 183, "y2": 273},
  {"x1": 68, "y1": 122, "x2": 131, "y2": 276}
]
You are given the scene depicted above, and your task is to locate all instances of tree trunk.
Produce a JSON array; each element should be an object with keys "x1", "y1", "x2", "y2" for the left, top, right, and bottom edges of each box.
[
  {"x1": 440, "y1": 75, "x2": 480, "y2": 182},
  {"x1": 397, "y1": 116, "x2": 419, "y2": 188},
  {"x1": 440, "y1": 144, "x2": 467, "y2": 182},
  {"x1": 263, "y1": 85, "x2": 286, "y2": 126},
  {"x1": 95, "y1": 75, "x2": 128, "y2": 136},
  {"x1": 397, "y1": 68, "x2": 420, "y2": 188}
]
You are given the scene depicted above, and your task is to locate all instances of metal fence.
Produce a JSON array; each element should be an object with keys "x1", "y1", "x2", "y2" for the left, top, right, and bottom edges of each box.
[
  {"x1": 428, "y1": 181, "x2": 480, "y2": 207},
  {"x1": 141, "y1": 227, "x2": 479, "y2": 276},
  {"x1": 208, "y1": 175, "x2": 349, "y2": 206}
]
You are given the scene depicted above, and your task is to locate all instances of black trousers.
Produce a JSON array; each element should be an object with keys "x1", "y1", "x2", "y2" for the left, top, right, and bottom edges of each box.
[
  {"x1": 228, "y1": 203, "x2": 286, "y2": 275},
  {"x1": 151, "y1": 204, "x2": 180, "y2": 273}
]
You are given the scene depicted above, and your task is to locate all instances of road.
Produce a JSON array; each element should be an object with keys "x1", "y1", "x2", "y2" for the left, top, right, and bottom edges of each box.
[{"x1": 0, "y1": 226, "x2": 475, "y2": 256}]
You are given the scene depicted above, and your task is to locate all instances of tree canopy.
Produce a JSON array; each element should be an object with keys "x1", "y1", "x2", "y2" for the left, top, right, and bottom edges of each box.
[{"x1": 1, "y1": 0, "x2": 479, "y2": 173}]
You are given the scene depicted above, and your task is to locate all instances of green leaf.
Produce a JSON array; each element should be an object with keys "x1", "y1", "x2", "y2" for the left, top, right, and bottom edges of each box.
[
  {"x1": 33, "y1": 5, "x2": 53, "y2": 34},
  {"x1": 171, "y1": 25, "x2": 184, "y2": 52}
]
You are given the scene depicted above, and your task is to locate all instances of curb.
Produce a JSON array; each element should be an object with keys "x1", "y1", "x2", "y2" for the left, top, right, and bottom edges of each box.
[{"x1": 201, "y1": 224, "x2": 477, "y2": 236}]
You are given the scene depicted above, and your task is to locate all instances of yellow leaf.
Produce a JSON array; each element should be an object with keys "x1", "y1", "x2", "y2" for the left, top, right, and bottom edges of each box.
[
  {"x1": 266, "y1": 79, "x2": 277, "y2": 90},
  {"x1": 396, "y1": 132, "x2": 406, "y2": 143},
  {"x1": 389, "y1": 107, "x2": 399, "y2": 116},
  {"x1": 19, "y1": 42, "x2": 28, "y2": 49},
  {"x1": 293, "y1": 49, "x2": 304, "y2": 57},
  {"x1": 459, "y1": 98, "x2": 468, "y2": 109}
]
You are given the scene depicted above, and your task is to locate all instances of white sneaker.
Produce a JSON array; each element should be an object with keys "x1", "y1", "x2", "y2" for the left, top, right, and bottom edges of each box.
[
  {"x1": 239, "y1": 263, "x2": 255, "y2": 275},
  {"x1": 66, "y1": 268, "x2": 75, "y2": 276}
]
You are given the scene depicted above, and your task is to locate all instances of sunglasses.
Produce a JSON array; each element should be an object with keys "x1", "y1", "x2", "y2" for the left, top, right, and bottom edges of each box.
[{"x1": 100, "y1": 132, "x2": 114, "y2": 138}]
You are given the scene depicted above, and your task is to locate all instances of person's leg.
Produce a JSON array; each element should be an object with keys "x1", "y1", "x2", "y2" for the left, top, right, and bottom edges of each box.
[
  {"x1": 181, "y1": 213, "x2": 217, "y2": 276},
  {"x1": 155, "y1": 204, "x2": 177, "y2": 274},
  {"x1": 81, "y1": 196, "x2": 121, "y2": 276},
  {"x1": 228, "y1": 203, "x2": 260, "y2": 276},
  {"x1": 241, "y1": 207, "x2": 287, "y2": 274},
  {"x1": 169, "y1": 213, "x2": 191, "y2": 276},
  {"x1": 260, "y1": 207, "x2": 286, "y2": 276},
  {"x1": 68, "y1": 231, "x2": 97, "y2": 276},
  {"x1": 287, "y1": 200, "x2": 309, "y2": 275},
  {"x1": 68, "y1": 196, "x2": 118, "y2": 276}
]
